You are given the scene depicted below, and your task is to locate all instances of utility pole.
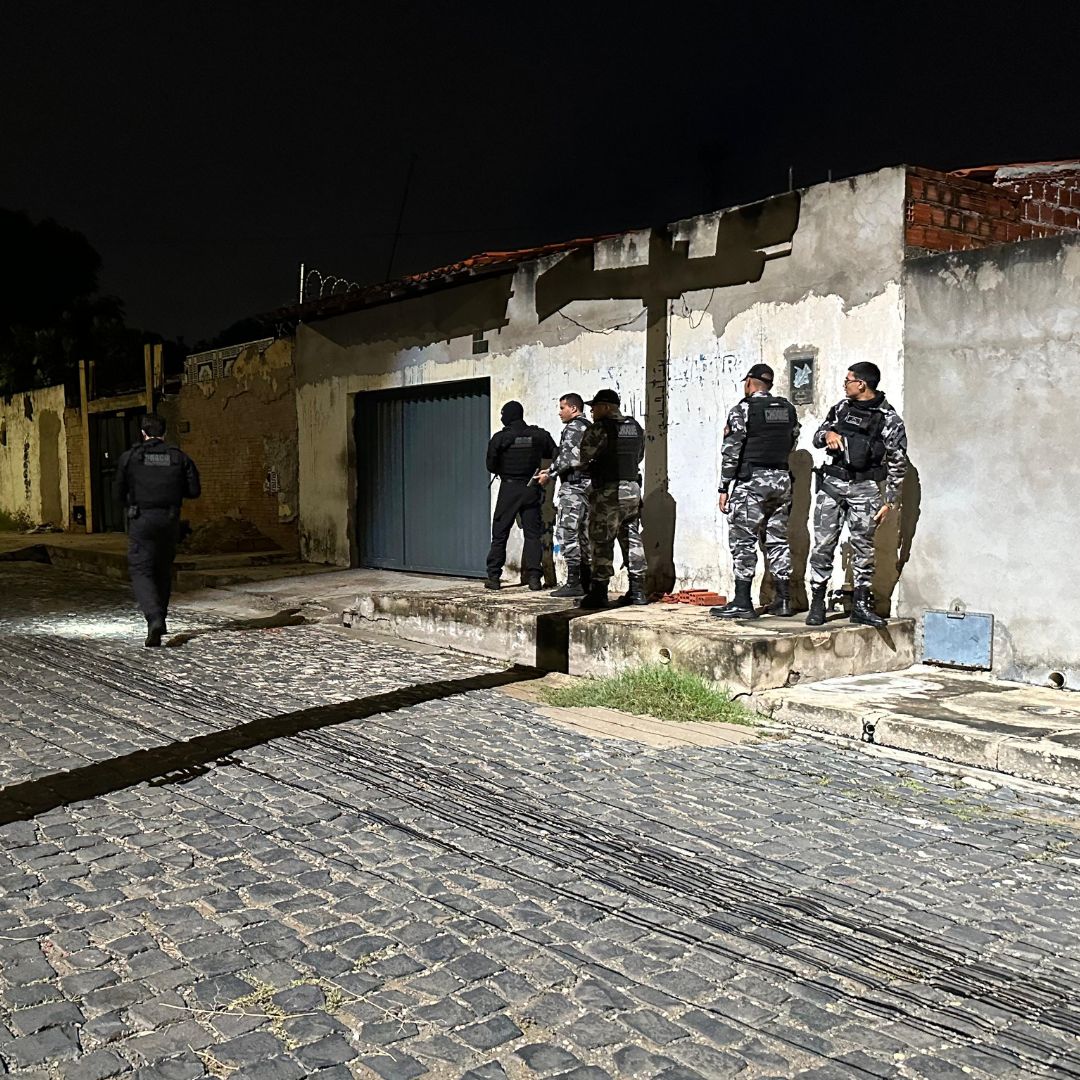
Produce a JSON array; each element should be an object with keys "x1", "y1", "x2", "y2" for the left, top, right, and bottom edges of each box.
[{"x1": 385, "y1": 154, "x2": 417, "y2": 282}]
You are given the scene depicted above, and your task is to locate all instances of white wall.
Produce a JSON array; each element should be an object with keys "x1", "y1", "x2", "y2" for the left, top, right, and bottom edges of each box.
[
  {"x1": 901, "y1": 236, "x2": 1080, "y2": 687},
  {"x1": 295, "y1": 168, "x2": 907, "y2": 590},
  {"x1": 0, "y1": 383, "x2": 68, "y2": 528},
  {"x1": 668, "y1": 168, "x2": 907, "y2": 597}
]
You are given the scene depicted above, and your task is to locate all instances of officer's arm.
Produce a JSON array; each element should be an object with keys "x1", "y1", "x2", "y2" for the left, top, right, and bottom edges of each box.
[
  {"x1": 790, "y1": 407, "x2": 801, "y2": 450},
  {"x1": 577, "y1": 425, "x2": 605, "y2": 469},
  {"x1": 812, "y1": 405, "x2": 839, "y2": 449},
  {"x1": 882, "y1": 413, "x2": 909, "y2": 504},
  {"x1": 486, "y1": 433, "x2": 502, "y2": 474},
  {"x1": 184, "y1": 456, "x2": 202, "y2": 500},
  {"x1": 718, "y1": 404, "x2": 746, "y2": 493},
  {"x1": 117, "y1": 450, "x2": 132, "y2": 504}
]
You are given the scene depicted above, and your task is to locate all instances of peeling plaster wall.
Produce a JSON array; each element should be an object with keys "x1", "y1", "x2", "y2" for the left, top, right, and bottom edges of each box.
[
  {"x1": 0, "y1": 383, "x2": 69, "y2": 528},
  {"x1": 296, "y1": 168, "x2": 907, "y2": 582},
  {"x1": 901, "y1": 236, "x2": 1080, "y2": 687},
  {"x1": 668, "y1": 168, "x2": 908, "y2": 598},
  {"x1": 164, "y1": 339, "x2": 299, "y2": 552}
]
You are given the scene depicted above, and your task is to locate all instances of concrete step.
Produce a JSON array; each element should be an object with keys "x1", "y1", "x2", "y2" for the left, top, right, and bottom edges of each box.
[{"x1": 342, "y1": 582, "x2": 915, "y2": 693}]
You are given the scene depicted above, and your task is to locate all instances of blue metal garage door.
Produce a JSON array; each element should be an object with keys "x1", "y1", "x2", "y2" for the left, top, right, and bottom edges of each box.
[{"x1": 355, "y1": 379, "x2": 490, "y2": 577}]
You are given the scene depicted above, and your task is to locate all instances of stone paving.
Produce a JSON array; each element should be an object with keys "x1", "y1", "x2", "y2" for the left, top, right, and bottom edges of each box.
[{"x1": 1, "y1": 561, "x2": 1080, "y2": 1079}]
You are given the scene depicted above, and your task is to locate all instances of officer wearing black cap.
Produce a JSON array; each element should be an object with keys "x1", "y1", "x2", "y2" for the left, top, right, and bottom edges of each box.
[
  {"x1": 711, "y1": 363, "x2": 799, "y2": 620},
  {"x1": 117, "y1": 414, "x2": 201, "y2": 646},
  {"x1": 576, "y1": 388, "x2": 647, "y2": 609},
  {"x1": 484, "y1": 401, "x2": 556, "y2": 590}
]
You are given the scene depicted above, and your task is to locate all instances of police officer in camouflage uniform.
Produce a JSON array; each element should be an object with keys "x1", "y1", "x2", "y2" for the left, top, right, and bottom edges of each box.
[
  {"x1": 806, "y1": 361, "x2": 908, "y2": 628},
  {"x1": 485, "y1": 401, "x2": 556, "y2": 591},
  {"x1": 576, "y1": 389, "x2": 647, "y2": 610},
  {"x1": 711, "y1": 364, "x2": 799, "y2": 620},
  {"x1": 117, "y1": 415, "x2": 201, "y2": 647},
  {"x1": 538, "y1": 393, "x2": 592, "y2": 598}
]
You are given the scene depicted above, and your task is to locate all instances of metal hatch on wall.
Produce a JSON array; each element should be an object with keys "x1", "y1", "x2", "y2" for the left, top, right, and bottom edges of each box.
[{"x1": 354, "y1": 379, "x2": 491, "y2": 577}]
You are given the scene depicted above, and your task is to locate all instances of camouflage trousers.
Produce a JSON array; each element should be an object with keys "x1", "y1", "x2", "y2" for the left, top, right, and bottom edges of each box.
[
  {"x1": 556, "y1": 482, "x2": 590, "y2": 569},
  {"x1": 809, "y1": 475, "x2": 883, "y2": 589},
  {"x1": 588, "y1": 481, "x2": 646, "y2": 583},
  {"x1": 726, "y1": 469, "x2": 793, "y2": 581}
]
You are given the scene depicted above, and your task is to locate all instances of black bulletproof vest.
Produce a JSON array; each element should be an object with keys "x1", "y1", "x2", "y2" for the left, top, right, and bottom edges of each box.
[
  {"x1": 740, "y1": 395, "x2": 796, "y2": 476},
  {"x1": 128, "y1": 442, "x2": 187, "y2": 508},
  {"x1": 593, "y1": 416, "x2": 643, "y2": 485},
  {"x1": 499, "y1": 429, "x2": 545, "y2": 480},
  {"x1": 832, "y1": 400, "x2": 887, "y2": 480}
]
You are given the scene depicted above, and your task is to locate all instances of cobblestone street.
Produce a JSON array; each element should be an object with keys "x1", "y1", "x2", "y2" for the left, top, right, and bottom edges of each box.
[{"x1": 2, "y1": 562, "x2": 1080, "y2": 1080}]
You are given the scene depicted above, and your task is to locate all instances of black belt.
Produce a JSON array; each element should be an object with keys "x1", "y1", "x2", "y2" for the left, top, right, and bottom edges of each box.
[{"x1": 821, "y1": 463, "x2": 884, "y2": 483}]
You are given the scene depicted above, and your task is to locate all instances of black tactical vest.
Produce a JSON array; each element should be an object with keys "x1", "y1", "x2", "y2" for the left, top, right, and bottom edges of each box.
[
  {"x1": 499, "y1": 430, "x2": 545, "y2": 480},
  {"x1": 128, "y1": 442, "x2": 187, "y2": 509},
  {"x1": 829, "y1": 401, "x2": 887, "y2": 481},
  {"x1": 739, "y1": 395, "x2": 796, "y2": 477},
  {"x1": 592, "y1": 416, "x2": 644, "y2": 486}
]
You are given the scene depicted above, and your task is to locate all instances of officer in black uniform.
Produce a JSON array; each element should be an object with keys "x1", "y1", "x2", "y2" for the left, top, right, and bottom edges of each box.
[
  {"x1": 117, "y1": 414, "x2": 201, "y2": 646},
  {"x1": 484, "y1": 401, "x2": 556, "y2": 590}
]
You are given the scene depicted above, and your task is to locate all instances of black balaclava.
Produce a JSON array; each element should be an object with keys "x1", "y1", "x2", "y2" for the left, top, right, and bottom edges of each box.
[{"x1": 501, "y1": 401, "x2": 524, "y2": 425}]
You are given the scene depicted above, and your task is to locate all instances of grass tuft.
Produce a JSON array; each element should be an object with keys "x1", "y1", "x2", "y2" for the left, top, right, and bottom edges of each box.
[
  {"x1": 0, "y1": 508, "x2": 32, "y2": 532},
  {"x1": 540, "y1": 664, "x2": 757, "y2": 726}
]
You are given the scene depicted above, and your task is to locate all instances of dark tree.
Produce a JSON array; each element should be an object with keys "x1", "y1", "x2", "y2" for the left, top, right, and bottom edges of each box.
[{"x1": 0, "y1": 209, "x2": 151, "y2": 396}]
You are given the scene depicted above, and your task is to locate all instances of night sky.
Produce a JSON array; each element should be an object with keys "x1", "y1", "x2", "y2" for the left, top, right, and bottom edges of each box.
[{"x1": 3, "y1": 3, "x2": 1077, "y2": 344}]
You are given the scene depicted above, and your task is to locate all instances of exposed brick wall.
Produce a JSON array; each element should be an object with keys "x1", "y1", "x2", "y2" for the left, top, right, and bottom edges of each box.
[
  {"x1": 160, "y1": 339, "x2": 299, "y2": 553},
  {"x1": 906, "y1": 164, "x2": 1080, "y2": 253},
  {"x1": 64, "y1": 406, "x2": 86, "y2": 531}
]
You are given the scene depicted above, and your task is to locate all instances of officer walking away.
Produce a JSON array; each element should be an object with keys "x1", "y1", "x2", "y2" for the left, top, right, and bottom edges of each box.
[
  {"x1": 537, "y1": 393, "x2": 592, "y2": 598},
  {"x1": 117, "y1": 415, "x2": 201, "y2": 647},
  {"x1": 806, "y1": 362, "x2": 908, "y2": 628},
  {"x1": 711, "y1": 364, "x2": 799, "y2": 620},
  {"x1": 485, "y1": 401, "x2": 556, "y2": 590},
  {"x1": 577, "y1": 389, "x2": 647, "y2": 610}
]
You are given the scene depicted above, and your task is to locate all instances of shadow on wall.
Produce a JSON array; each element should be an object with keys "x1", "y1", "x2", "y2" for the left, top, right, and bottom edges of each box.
[
  {"x1": 875, "y1": 461, "x2": 922, "y2": 614},
  {"x1": 786, "y1": 449, "x2": 814, "y2": 610}
]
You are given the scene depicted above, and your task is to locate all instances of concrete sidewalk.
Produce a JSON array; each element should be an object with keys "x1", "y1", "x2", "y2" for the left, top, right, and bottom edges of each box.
[
  {"x1": 8, "y1": 541, "x2": 1077, "y2": 789},
  {"x1": 758, "y1": 666, "x2": 1080, "y2": 789}
]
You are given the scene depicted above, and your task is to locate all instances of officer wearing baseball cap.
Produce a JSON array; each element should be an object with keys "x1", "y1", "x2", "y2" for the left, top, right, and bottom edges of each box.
[{"x1": 711, "y1": 363, "x2": 799, "y2": 620}]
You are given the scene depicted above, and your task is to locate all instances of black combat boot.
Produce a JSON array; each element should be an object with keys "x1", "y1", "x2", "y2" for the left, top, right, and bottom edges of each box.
[
  {"x1": 145, "y1": 618, "x2": 165, "y2": 648},
  {"x1": 710, "y1": 579, "x2": 758, "y2": 620},
  {"x1": 484, "y1": 577, "x2": 501, "y2": 590},
  {"x1": 768, "y1": 579, "x2": 793, "y2": 617},
  {"x1": 551, "y1": 566, "x2": 584, "y2": 598},
  {"x1": 619, "y1": 574, "x2": 648, "y2": 606},
  {"x1": 580, "y1": 564, "x2": 592, "y2": 593},
  {"x1": 850, "y1": 586, "x2": 886, "y2": 628},
  {"x1": 805, "y1": 583, "x2": 828, "y2": 626},
  {"x1": 578, "y1": 581, "x2": 609, "y2": 610},
  {"x1": 527, "y1": 571, "x2": 543, "y2": 592}
]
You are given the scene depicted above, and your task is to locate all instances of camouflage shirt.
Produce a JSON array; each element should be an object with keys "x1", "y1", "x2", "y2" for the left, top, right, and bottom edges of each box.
[
  {"x1": 719, "y1": 391, "x2": 800, "y2": 492},
  {"x1": 550, "y1": 414, "x2": 592, "y2": 482},
  {"x1": 813, "y1": 393, "x2": 908, "y2": 504}
]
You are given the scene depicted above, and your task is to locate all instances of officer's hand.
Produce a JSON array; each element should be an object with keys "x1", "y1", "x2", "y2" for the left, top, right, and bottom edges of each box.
[
  {"x1": 537, "y1": 470, "x2": 550, "y2": 487},
  {"x1": 874, "y1": 503, "x2": 893, "y2": 524},
  {"x1": 718, "y1": 492, "x2": 729, "y2": 515},
  {"x1": 825, "y1": 431, "x2": 843, "y2": 451}
]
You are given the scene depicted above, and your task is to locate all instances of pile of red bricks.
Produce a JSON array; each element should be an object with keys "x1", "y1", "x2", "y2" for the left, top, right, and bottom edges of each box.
[{"x1": 661, "y1": 589, "x2": 726, "y2": 606}]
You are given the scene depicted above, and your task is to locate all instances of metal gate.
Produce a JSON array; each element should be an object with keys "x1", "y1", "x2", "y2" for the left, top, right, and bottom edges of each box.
[
  {"x1": 355, "y1": 379, "x2": 490, "y2": 577},
  {"x1": 90, "y1": 413, "x2": 142, "y2": 532}
]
